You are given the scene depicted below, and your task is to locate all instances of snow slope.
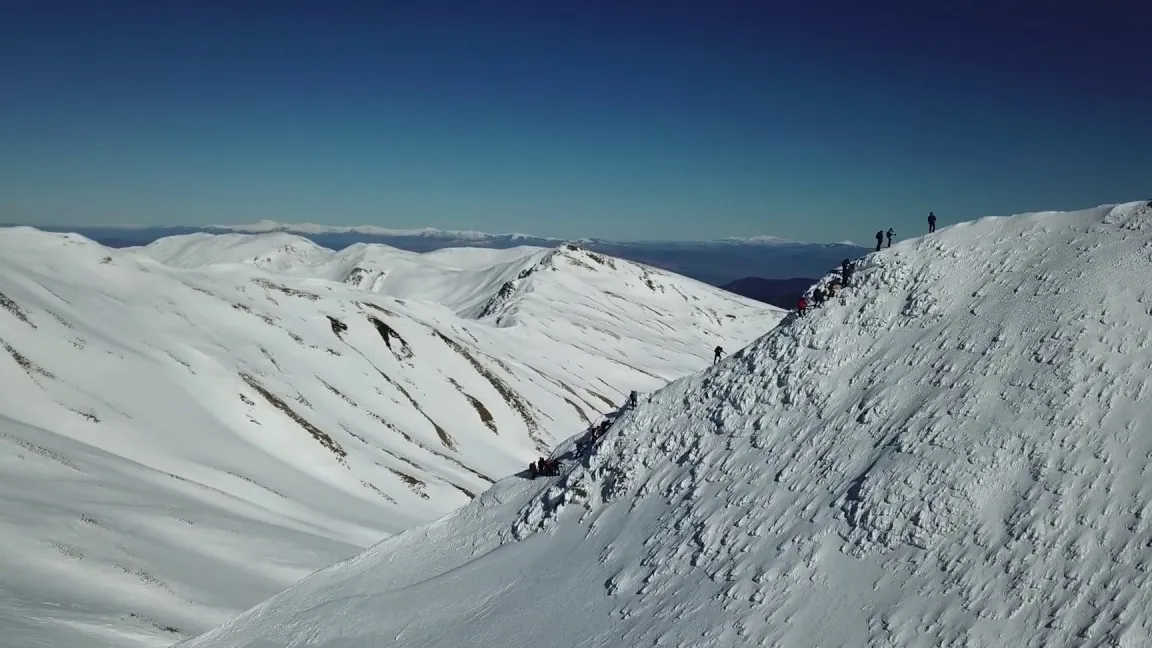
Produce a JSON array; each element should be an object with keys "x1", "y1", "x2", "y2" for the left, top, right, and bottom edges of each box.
[
  {"x1": 180, "y1": 200, "x2": 1152, "y2": 648},
  {"x1": 0, "y1": 230, "x2": 780, "y2": 648}
]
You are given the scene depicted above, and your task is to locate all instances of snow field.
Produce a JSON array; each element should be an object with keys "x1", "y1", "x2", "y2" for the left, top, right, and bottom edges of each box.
[{"x1": 0, "y1": 228, "x2": 780, "y2": 647}]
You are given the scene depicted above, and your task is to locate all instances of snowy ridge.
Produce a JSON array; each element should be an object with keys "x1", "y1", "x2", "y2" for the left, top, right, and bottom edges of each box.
[
  {"x1": 180, "y1": 201, "x2": 1152, "y2": 648},
  {"x1": 13, "y1": 224, "x2": 870, "y2": 285},
  {"x1": 0, "y1": 228, "x2": 780, "y2": 647},
  {"x1": 137, "y1": 231, "x2": 552, "y2": 317}
]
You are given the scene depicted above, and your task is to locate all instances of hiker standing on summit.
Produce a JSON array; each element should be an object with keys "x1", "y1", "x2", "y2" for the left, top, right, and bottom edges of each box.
[
  {"x1": 874, "y1": 230, "x2": 884, "y2": 252},
  {"x1": 928, "y1": 211, "x2": 937, "y2": 233},
  {"x1": 886, "y1": 228, "x2": 894, "y2": 248},
  {"x1": 713, "y1": 346, "x2": 724, "y2": 364}
]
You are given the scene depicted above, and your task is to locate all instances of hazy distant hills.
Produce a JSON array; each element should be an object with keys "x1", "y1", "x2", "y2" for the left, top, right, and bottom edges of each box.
[
  {"x1": 9, "y1": 223, "x2": 866, "y2": 285},
  {"x1": 719, "y1": 276, "x2": 815, "y2": 309}
]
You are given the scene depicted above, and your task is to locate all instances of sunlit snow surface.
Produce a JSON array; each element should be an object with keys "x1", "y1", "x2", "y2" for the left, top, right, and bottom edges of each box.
[
  {"x1": 180, "y1": 201, "x2": 1152, "y2": 648},
  {"x1": 0, "y1": 230, "x2": 779, "y2": 647}
]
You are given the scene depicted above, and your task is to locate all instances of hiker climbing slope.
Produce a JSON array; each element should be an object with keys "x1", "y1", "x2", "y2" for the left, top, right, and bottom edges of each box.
[
  {"x1": 812, "y1": 286, "x2": 826, "y2": 306},
  {"x1": 840, "y1": 259, "x2": 855, "y2": 287}
]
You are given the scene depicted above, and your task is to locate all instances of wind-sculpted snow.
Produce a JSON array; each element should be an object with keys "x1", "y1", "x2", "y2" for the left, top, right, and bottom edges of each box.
[
  {"x1": 180, "y1": 201, "x2": 1152, "y2": 648},
  {"x1": 0, "y1": 228, "x2": 778, "y2": 647}
]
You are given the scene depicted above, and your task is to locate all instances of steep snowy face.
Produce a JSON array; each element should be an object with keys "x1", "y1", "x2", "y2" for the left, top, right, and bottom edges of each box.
[
  {"x1": 179, "y1": 201, "x2": 1152, "y2": 648},
  {"x1": 466, "y1": 242, "x2": 779, "y2": 380},
  {"x1": 0, "y1": 227, "x2": 780, "y2": 648}
]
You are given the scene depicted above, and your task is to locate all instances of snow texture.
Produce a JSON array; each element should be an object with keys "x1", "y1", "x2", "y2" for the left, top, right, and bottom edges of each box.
[
  {"x1": 0, "y1": 230, "x2": 778, "y2": 648},
  {"x1": 179, "y1": 201, "x2": 1152, "y2": 648}
]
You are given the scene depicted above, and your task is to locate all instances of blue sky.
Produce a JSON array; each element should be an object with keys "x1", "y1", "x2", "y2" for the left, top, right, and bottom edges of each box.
[{"x1": 2, "y1": 1, "x2": 1149, "y2": 242}]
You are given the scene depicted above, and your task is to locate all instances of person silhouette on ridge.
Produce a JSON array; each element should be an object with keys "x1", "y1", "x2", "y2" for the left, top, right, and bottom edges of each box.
[
  {"x1": 928, "y1": 211, "x2": 937, "y2": 233},
  {"x1": 886, "y1": 228, "x2": 894, "y2": 248},
  {"x1": 714, "y1": 346, "x2": 724, "y2": 364},
  {"x1": 875, "y1": 230, "x2": 884, "y2": 252}
]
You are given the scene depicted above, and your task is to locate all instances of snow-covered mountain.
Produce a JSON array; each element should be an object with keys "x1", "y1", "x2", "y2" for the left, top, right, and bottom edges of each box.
[
  {"x1": 178, "y1": 200, "x2": 1152, "y2": 648},
  {"x1": 0, "y1": 230, "x2": 780, "y2": 647},
  {"x1": 13, "y1": 223, "x2": 870, "y2": 285}
]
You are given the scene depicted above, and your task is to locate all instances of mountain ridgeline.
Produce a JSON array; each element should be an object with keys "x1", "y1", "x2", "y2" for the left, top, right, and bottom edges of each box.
[
  {"x1": 176, "y1": 201, "x2": 1152, "y2": 648},
  {"x1": 12, "y1": 223, "x2": 869, "y2": 286}
]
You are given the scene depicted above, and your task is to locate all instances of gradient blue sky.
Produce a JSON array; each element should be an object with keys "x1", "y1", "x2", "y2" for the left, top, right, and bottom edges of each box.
[{"x1": 2, "y1": 1, "x2": 1149, "y2": 242}]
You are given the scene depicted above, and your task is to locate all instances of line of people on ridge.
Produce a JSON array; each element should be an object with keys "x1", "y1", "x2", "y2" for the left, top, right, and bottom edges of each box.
[
  {"x1": 527, "y1": 390, "x2": 641, "y2": 479},
  {"x1": 530, "y1": 213, "x2": 946, "y2": 478},
  {"x1": 794, "y1": 257, "x2": 856, "y2": 316},
  {"x1": 874, "y1": 212, "x2": 938, "y2": 251},
  {"x1": 800, "y1": 212, "x2": 938, "y2": 315}
]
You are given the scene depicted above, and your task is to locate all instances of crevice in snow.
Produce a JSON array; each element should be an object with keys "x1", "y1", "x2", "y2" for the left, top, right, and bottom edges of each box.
[
  {"x1": 387, "y1": 467, "x2": 430, "y2": 500},
  {"x1": 2, "y1": 338, "x2": 54, "y2": 380},
  {"x1": 368, "y1": 315, "x2": 412, "y2": 359},
  {"x1": 326, "y1": 315, "x2": 347, "y2": 337},
  {"x1": 0, "y1": 290, "x2": 35, "y2": 328},
  {"x1": 446, "y1": 376, "x2": 498, "y2": 434},
  {"x1": 239, "y1": 372, "x2": 348, "y2": 462},
  {"x1": 433, "y1": 330, "x2": 545, "y2": 452},
  {"x1": 250, "y1": 278, "x2": 319, "y2": 301}
]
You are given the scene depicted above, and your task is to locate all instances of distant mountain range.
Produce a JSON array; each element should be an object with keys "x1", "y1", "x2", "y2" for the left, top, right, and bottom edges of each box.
[
  {"x1": 8, "y1": 222, "x2": 868, "y2": 286},
  {"x1": 720, "y1": 276, "x2": 816, "y2": 310}
]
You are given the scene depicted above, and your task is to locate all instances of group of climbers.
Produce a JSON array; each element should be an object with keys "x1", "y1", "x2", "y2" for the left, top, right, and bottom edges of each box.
[
  {"x1": 874, "y1": 213, "x2": 938, "y2": 251},
  {"x1": 799, "y1": 213, "x2": 940, "y2": 317},
  {"x1": 874, "y1": 228, "x2": 893, "y2": 251},
  {"x1": 526, "y1": 390, "x2": 641, "y2": 480},
  {"x1": 794, "y1": 258, "x2": 853, "y2": 315},
  {"x1": 807, "y1": 279, "x2": 842, "y2": 309},
  {"x1": 528, "y1": 457, "x2": 559, "y2": 477}
]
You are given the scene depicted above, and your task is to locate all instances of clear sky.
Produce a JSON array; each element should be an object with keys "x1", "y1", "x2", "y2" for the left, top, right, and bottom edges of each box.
[{"x1": 2, "y1": 1, "x2": 1149, "y2": 242}]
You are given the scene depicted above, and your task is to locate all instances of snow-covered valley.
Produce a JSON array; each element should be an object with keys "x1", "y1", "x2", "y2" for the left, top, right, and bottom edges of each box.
[
  {"x1": 175, "y1": 200, "x2": 1152, "y2": 648},
  {"x1": 0, "y1": 229, "x2": 780, "y2": 647}
]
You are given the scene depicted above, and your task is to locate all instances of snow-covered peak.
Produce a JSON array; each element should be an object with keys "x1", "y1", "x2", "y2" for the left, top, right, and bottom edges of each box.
[
  {"x1": 131, "y1": 235, "x2": 764, "y2": 350},
  {"x1": 179, "y1": 200, "x2": 1152, "y2": 648},
  {"x1": 136, "y1": 231, "x2": 335, "y2": 271}
]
